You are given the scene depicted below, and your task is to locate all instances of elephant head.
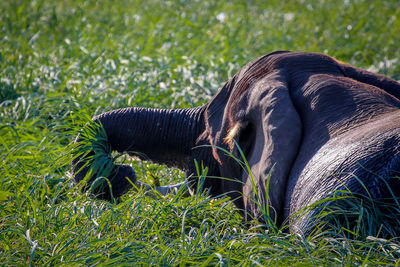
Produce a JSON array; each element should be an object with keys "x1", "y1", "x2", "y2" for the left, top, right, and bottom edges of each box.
[{"x1": 72, "y1": 51, "x2": 400, "y2": 235}]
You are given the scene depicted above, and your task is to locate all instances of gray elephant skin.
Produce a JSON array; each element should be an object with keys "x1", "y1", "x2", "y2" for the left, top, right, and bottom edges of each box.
[{"x1": 72, "y1": 51, "x2": 400, "y2": 235}]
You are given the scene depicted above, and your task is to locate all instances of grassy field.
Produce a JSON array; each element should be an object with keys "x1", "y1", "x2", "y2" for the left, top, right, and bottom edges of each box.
[{"x1": 1, "y1": 0, "x2": 400, "y2": 265}]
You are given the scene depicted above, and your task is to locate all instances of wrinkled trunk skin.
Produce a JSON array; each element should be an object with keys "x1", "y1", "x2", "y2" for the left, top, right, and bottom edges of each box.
[{"x1": 72, "y1": 106, "x2": 205, "y2": 200}]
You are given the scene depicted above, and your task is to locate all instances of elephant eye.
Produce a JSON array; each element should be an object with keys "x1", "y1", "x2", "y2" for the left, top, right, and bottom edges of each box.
[{"x1": 236, "y1": 122, "x2": 256, "y2": 160}]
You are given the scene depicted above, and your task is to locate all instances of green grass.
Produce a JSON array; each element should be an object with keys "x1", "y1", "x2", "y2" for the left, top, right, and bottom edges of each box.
[{"x1": 1, "y1": 0, "x2": 400, "y2": 265}]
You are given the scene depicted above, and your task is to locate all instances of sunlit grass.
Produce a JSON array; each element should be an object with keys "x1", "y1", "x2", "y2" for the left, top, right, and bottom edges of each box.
[{"x1": 1, "y1": 0, "x2": 400, "y2": 265}]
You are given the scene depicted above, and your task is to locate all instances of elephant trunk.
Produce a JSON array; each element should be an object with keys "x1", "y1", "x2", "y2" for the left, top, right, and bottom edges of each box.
[{"x1": 72, "y1": 106, "x2": 205, "y2": 200}]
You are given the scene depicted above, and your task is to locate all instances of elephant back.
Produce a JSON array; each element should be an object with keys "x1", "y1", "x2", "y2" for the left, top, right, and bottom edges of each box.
[{"x1": 286, "y1": 110, "x2": 400, "y2": 235}]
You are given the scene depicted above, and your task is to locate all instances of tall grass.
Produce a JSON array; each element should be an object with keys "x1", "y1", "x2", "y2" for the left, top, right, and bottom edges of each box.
[{"x1": 1, "y1": 0, "x2": 400, "y2": 265}]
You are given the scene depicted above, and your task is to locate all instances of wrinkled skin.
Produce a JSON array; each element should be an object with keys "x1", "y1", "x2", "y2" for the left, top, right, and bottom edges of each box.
[{"x1": 72, "y1": 51, "x2": 400, "y2": 235}]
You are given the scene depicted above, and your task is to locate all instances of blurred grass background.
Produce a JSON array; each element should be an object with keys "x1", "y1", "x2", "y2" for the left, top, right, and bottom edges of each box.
[{"x1": 1, "y1": 0, "x2": 400, "y2": 265}]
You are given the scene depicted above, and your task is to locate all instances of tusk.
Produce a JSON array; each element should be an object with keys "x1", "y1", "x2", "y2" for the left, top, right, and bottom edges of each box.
[
  {"x1": 135, "y1": 180, "x2": 189, "y2": 196},
  {"x1": 156, "y1": 182, "x2": 187, "y2": 195},
  {"x1": 134, "y1": 180, "x2": 152, "y2": 191}
]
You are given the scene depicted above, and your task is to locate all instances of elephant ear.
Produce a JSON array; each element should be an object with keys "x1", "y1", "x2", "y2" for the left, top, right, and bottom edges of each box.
[
  {"x1": 236, "y1": 69, "x2": 302, "y2": 225},
  {"x1": 206, "y1": 64, "x2": 302, "y2": 226}
]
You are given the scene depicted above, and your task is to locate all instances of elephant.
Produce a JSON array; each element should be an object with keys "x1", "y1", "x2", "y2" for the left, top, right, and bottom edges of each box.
[{"x1": 72, "y1": 51, "x2": 400, "y2": 235}]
